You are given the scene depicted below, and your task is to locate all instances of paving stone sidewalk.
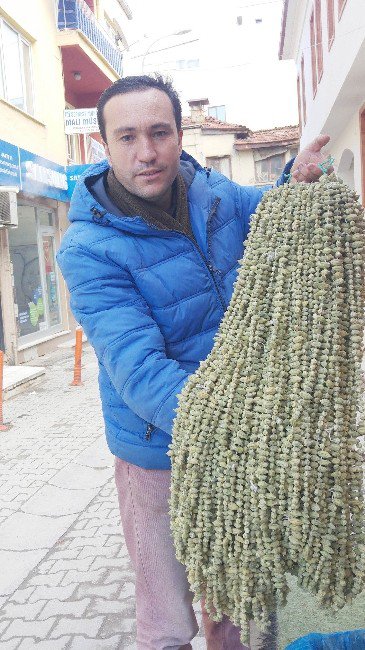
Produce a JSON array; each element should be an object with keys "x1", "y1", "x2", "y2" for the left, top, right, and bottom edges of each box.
[{"x1": 0, "y1": 344, "x2": 206, "y2": 649}]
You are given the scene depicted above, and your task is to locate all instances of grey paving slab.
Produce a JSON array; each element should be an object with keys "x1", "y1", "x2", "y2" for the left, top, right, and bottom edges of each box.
[
  {"x1": 17, "y1": 639, "x2": 71, "y2": 649},
  {"x1": 49, "y1": 464, "x2": 113, "y2": 490},
  {"x1": 21, "y1": 484, "x2": 99, "y2": 517},
  {"x1": 0, "y1": 513, "x2": 76, "y2": 551},
  {"x1": 67, "y1": 636, "x2": 123, "y2": 650},
  {"x1": 74, "y1": 437, "x2": 114, "y2": 469},
  {"x1": 0, "y1": 550, "x2": 45, "y2": 596}
]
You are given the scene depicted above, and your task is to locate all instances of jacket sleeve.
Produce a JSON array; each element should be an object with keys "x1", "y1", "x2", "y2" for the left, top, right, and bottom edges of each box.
[{"x1": 57, "y1": 242, "x2": 189, "y2": 435}]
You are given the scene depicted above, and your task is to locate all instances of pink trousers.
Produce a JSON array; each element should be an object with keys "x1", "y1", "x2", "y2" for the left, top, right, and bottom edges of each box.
[{"x1": 114, "y1": 457, "x2": 277, "y2": 650}]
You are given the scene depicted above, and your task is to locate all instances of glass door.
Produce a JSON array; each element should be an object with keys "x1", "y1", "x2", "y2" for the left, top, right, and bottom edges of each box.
[
  {"x1": 38, "y1": 226, "x2": 61, "y2": 329},
  {"x1": 9, "y1": 204, "x2": 62, "y2": 344}
]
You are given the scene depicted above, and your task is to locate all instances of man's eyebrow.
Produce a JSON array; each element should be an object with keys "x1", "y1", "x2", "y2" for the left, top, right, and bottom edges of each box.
[
  {"x1": 150, "y1": 122, "x2": 172, "y2": 129},
  {"x1": 112, "y1": 122, "x2": 172, "y2": 136},
  {"x1": 113, "y1": 126, "x2": 135, "y2": 136}
]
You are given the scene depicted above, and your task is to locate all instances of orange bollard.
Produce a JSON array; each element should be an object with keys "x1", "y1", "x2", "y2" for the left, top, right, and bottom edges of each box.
[
  {"x1": 0, "y1": 350, "x2": 10, "y2": 431},
  {"x1": 70, "y1": 327, "x2": 83, "y2": 386}
]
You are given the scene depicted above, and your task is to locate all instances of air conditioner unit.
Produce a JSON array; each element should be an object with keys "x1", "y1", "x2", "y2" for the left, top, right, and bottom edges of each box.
[{"x1": 0, "y1": 186, "x2": 19, "y2": 227}]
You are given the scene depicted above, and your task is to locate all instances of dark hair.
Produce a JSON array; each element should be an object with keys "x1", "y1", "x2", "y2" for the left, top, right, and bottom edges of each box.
[{"x1": 97, "y1": 74, "x2": 182, "y2": 142}]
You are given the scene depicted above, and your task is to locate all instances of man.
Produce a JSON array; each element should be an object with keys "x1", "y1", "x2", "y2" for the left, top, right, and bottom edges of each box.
[{"x1": 57, "y1": 75, "x2": 331, "y2": 649}]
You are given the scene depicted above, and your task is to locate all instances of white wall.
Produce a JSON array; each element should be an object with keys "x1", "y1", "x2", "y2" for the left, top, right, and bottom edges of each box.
[
  {"x1": 330, "y1": 110, "x2": 362, "y2": 194},
  {"x1": 298, "y1": 0, "x2": 365, "y2": 148},
  {"x1": 284, "y1": 0, "x2": 365, "y2": 198}
]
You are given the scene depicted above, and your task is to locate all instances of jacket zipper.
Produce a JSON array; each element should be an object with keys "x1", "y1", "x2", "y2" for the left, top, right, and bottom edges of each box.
[
  {"x1": 145, "y1": 423, "x2": 156, "y2": 441},
  {"x1": 168, "y1": 199, "x2": 226, "y2": 313}
]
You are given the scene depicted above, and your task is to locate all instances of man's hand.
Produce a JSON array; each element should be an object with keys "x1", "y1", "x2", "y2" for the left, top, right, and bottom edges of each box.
[{"x1": 290, "y1": 134, "x2": 333, "y2": 183}]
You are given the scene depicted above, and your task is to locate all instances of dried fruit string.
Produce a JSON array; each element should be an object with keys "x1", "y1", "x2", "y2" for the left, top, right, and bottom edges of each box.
[{"x1": 169, "y1": 174, "x2": 365, "y2": 643}]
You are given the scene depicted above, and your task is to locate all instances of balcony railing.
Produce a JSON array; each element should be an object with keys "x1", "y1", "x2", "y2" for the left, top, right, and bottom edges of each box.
[{"x1": 58, "y1": 0, "x2": 123, "y2": 77}]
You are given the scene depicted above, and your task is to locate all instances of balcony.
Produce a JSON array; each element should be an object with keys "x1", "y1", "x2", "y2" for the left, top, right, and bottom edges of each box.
[{"x1": 57, "y1": 0, "x2": 123, "y2": 78}]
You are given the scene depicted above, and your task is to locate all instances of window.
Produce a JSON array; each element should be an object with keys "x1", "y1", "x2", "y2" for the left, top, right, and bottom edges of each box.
[
  {"x1": 0, "y1": 19, "x2": 34, "y2": 114},
  {"x1": 327, "y1": 0, "x2": 335, "y2": 49},
  {"x1": 176, "y1": 59, "x2": 199, "y2": 70},
  {"x1": 9, "y1": 205, "x2": 61, "y2": 340},
  {"x1": 310, "y1": 3, "x2": 323, "y2": 97},
  {"x1": 206, "y1": 156, "x2": 232, "y2": 179},
  {"x1": 315, "y1": 0, "x2": 323, "y2": 81},
  {"x1": 297, "y1": 74, "x2": 302, "y2": 134},
  {"x1": 289, "y1": 147, "x2": 299, "y2": 159},
  {"x1": 255, "y1": 154, "x2": 285, "y2": 184},
  {"x1": 310, "y1": 11, "x2": 317, "y2": 96},
  {"x1": 208, "y1": 105, "x2": 226, "y2": 122}
]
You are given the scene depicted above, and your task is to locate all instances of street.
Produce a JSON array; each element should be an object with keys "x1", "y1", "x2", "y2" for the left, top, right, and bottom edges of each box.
[{"x1": 0, "y1": 343, "x2": 205, "y2": 649}]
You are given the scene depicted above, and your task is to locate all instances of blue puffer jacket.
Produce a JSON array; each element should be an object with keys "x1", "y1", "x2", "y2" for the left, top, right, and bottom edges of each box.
[{"x1": 57, "y1": 151, "x2": 292, "y2": 469}]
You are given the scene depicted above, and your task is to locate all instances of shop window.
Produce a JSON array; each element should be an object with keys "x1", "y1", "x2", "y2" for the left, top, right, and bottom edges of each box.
[
  {"x1": 206, "y1": 156, "x2": 232, "y2": 179},
  {"x1": 208, "y1": 105, "x2": 226, "y2": 122},
  {"x1": 8, "y1": 205, "x2": 61, "y2": 341},
  {"x1": 0, "y1": 19, "x2": 34, "y2": 115},
  {"x1": 255, "y1": 153, "x2": 285, "y2": 184}
]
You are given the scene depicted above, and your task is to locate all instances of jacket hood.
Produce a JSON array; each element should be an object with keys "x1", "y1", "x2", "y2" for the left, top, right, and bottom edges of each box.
[{"x1": 67, "y1": 150, "x2": 206, "y2": 235}]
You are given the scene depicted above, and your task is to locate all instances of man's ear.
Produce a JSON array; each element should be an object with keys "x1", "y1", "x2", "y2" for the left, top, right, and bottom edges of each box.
[{"x1": 103, "y1": 142, "x2": 112, "y2": 167}]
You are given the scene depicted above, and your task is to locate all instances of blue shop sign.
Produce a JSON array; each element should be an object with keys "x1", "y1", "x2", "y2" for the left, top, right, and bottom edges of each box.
[
  {"x1": 67, "y1": 164, "x2": 91, "y2": 198},
  {"x1": 19, "y1": 148, "x2": 68, "y2": 202},
  {"x1": 0, "y1": 140, "x2": 20, "y2": 186},
  {"x1": 0, "y1": 138, "x2": 98, "y2": 202}
]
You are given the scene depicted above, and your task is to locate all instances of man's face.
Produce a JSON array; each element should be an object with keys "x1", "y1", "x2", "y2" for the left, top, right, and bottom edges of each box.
[{"x1": 103, "y1": 88, "x2": 183, "y2": 210}]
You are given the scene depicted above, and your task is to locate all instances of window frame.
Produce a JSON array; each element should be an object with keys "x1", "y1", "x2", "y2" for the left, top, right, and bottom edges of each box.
[
  {"x1": 315, "y1": 0, "x2": 324, "y2": 83},
  {"x1": 327, "y1": 0, "x2": 335, "y2": 50},
  {"x1": 254, "y1": 153, "x2": 286, "y2": 185},
  {"x1": 206, "y1": 155, "x2": 232, "y2": 179},
  {"x1": 0, "y1": 17, "x2": 35, "y2": 115},
  {"x1": 301, "y1": 55, "x2": 307, "y2": 125},
  {"x1": 310, "y1": 10, "x2": 317, "y2": 97},
  {"x1": 208, "y1": 105, "x2": 227, "y2": 122}
]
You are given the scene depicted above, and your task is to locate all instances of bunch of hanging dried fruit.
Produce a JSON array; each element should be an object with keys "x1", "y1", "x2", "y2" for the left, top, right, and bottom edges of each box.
[{"x1": 169, "y1": 174, "x2": 365, "y2": 643}]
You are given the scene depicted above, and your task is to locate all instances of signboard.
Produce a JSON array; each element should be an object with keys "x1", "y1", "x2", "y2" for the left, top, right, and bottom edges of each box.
[
  {"x1": 0, "y1": 137, "x2": 101, "y2": 202},
  {"x1": 19, "y1": 149, "x2": 68, "y2": 203},
  {"x1": 0, "y1": 140, "x2": 20, "y2": 186},
  {"x1": 67, "y1": 164, "x2": 91, "y2": 198},
  {"x1": 64, "y1": 108, "x2": 99, "y2": 134}
]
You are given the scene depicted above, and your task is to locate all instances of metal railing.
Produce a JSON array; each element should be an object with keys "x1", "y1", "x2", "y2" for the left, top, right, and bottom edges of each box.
[{"x1": 58, "y1": 0, "x2": 123, "y2": 77}]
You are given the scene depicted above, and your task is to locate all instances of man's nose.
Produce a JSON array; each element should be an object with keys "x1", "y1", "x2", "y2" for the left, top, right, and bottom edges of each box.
[{"x1": 136, "y1": 137, "x2": 156, "y2": 163}]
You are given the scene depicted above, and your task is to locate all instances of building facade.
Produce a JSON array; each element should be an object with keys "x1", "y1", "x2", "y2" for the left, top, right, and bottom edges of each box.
[
  {"x1": 279, "y1": 0, "x2": 365, "y2": 202},
  {"x1": 0, "y1": 0, "x2": 130, "y2": 364},
  {"x1": 182, "y1": 99, "x2": 299, "y2": 186}
]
